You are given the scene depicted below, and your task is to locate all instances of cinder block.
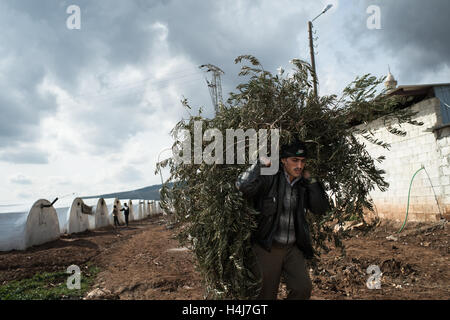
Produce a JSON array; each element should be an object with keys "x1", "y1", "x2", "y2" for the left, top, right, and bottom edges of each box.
[
  {"x1": 442, "y1": 166, "x2": 450, "y2": 176},
  {"x1": 441, "y1": 146, "x2": 450, "y2": 155},
  {"x1": 440, "y1": 176, "x2": 450, "y2": 186},
  {"x1": 438, "y1": 138, "x2": 448, "y2": 148},
  {"x1": 442, "y1": 156, "x2": 450, "y2": 167},
  {"x1": 428, "y1": 176, "x2": 441, "y2": 187}
]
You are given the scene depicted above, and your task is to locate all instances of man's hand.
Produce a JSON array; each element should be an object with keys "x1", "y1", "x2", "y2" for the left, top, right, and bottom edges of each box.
[{"x1": 259, "y1": 156, "x2": 271, "y2": 167}]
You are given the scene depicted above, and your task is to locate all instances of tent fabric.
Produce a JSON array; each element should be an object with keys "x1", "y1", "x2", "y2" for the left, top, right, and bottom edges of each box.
[
  {"x1": 94, "y1": 198, "x2": 110, "y2": 229},
  {"x1": 67, "y1": 198, "x2": 90, "y2": 234},
  {"x1": 131, "y1": 200, "x2": 140, "y2": 220},
  {"x1": 104, "y1": 198, "x2": 124, "y2": 225},
  {"x1": 81, "y1": 203, "x2": 93, "y2": 215},
  {"x1": 0, "y1": 199, "x2": 60, "y2": 252},
  {"x1": 82, "y1": 200, "x2": 97, "y2": 231},
  {"x1": 118, "y1": 199, "x2": 135, "y2": 222},
  {"x1": 25, "y1": 199, "x2": 60, "y2": 249},
  {"x1": 138, "y1": 201, "x2": 144, "y2": 220},
  {"x1": 0, "y1": 211, "x2": 28, "y2": 251},
  {"x1": 82, "y1": 198, "x2": 109, "y2": 230},
  {"x1": 55, "y1": 207, "x2": 70, "y2": 234},
  {"x1": 127, "y1": 199, "x2": 136, "y2": 221}
]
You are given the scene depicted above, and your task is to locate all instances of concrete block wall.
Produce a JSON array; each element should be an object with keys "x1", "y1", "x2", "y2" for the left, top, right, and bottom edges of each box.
[{"x1": 353, "y1": 97, "x2": 450, "y2": 222}]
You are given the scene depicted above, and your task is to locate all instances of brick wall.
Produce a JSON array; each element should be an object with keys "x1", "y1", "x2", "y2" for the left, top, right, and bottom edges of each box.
[{"x1": 353, "y1": 97, "x2": 450, "y2": 222}]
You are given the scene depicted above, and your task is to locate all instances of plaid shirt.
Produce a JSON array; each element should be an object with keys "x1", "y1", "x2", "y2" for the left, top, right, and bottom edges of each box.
[{"x1": 272, "y1": 170, "x2": 300, "y2": 245}]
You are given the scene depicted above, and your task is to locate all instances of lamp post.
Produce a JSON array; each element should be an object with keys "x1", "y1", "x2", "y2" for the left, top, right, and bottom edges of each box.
[
  {"x1": 308, "y1": 4, "x2": 333, "y2": 97},
  {"x1": 157, "y1": 147, "x2": 172, "y2": 185}
]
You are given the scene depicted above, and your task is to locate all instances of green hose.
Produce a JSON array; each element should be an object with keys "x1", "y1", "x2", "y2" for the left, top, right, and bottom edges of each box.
[{"x1": 397, "y1": 166, "x2": 425, "y2": 234}]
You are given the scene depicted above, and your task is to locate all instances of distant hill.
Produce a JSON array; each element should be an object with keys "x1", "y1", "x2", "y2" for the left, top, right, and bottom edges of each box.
[{"x1": 82, "y1": 183, "x2": 172, "y2": 200}]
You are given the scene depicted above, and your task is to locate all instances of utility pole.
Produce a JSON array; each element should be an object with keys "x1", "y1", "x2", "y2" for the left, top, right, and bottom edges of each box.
[
  {"x1": 199, "y1": 64, "x2": 224, "y2": 115},
  {"x1": 308, "y1": 4, "x2": 333, "y2": 98},
  {"x1": 308, "y1": 21, "x2": 318, "y2": 98}
]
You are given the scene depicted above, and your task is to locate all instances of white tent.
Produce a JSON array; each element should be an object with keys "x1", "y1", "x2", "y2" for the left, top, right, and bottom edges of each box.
[
  {"x1": 81, "y1": 198, "x2": 98, "y2": 230},
  {"x1": 150, "y1": 201, "x2": 158, "y2": 215},
  {"x1": 148, "y1": 200, "x2": 163, "y2": 215},
  {"x1": 131, "y1": 199, "x2": 140, "y2": 220},
  {"x1": 147, "y1": 201, "x2": 154, "y2": 216},
  {"x1": 95, "y1": 198, "x2": 110, "y2": 228},
  {"x1": 118, "y1": 199, "x2": 134, "y2": 222},
  {"x1": 55, "y1": 207, "x2": 70, "y2": 234},
  {"x1": 138, "y1": 200, "x2": 145, "y2": 220},
  {"x1": 66, "y1": 197, "x2": 90, "y2": 234},
  {"x1": 146, "y1": 200, "x2": 152, "y2": 217},
  {"x1": 127, "y1": 199, "x2": 136, "y2": 221},
  {"x1": 104, "y1": 198, "x2": 124, "y2": 225},
  {"x1": 53, "y1": 197, "x2": 76, "y2": 234},
  {"x1": 82, "y1": 198, "x2": 109, "y2": 230},
  {"x1": 25, "y1": 199, "x2": 60, "y2": 248},
  {"x1": 0, "y1": 199, "x2": 60, "y2": 251},
  {"x1": 0, "y1": 204, "x2": 30, "y2": 251},
  {"x1": 142, "y1": 201, "x2": 148, "y2": 218}
]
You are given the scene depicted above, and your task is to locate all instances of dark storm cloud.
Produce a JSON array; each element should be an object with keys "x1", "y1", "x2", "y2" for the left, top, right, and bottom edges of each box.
[
  {"x1": 343, "y1": 0, "x2": 450, "y2": 82},
  {"x1": 0, "y1": 0, "x2": 166, "y2": 151},
  {"x1": 0, "y1": 0, "x2": 313, "y2": 155},
  {"x1": 159, "y1": 1, "x2": 310, "y2": 96}
]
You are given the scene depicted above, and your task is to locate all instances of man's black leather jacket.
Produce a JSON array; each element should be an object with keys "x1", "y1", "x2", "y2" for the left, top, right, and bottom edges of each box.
[{"x1": 236, "y1": 161, "x2": 330, "y2": 259}]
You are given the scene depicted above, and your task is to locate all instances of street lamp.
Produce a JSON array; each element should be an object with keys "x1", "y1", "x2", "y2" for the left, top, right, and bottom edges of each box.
[
  {"x1": 157, "y1": 147, "x2": 172, "y2": 185},
  {"x1": 308, "y1": 4, "x2": 333, "y2": 97}
]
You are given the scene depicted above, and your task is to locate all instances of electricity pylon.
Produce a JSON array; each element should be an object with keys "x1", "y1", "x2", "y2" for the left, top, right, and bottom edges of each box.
[{"x1": 199, "y1": 64, "x2": 224, "y2": 114}]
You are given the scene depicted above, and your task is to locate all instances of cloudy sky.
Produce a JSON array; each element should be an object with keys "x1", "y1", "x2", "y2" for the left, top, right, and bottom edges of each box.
[{"x1": 1, "y1": 0, "x2": 449, "y2": 205}]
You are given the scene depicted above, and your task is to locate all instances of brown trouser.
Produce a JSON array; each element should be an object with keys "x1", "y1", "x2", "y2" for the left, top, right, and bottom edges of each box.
[{"x1": 252, "y1": 242, "x2": 312, "y2": 300}]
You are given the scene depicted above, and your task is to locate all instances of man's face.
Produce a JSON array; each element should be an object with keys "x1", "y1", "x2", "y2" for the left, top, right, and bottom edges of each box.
[{"x1": 281, "y1": 157, "x2": 307, "y2": 179}]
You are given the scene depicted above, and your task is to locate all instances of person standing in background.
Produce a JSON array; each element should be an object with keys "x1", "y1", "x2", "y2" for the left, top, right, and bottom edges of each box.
[
  {"x1": 113, "y1": 205, "x2": 121, "y2": 227},
  {"x1": 120, "y1": 203, "x2": 130, "y2": 227}
]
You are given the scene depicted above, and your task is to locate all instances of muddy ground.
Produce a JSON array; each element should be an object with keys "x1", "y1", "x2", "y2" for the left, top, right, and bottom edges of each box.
[{"x1": 0, "y1": 215, "x2": 448, "y2": 300}]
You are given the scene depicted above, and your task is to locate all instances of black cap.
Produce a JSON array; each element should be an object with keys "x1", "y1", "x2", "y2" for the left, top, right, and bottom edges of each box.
[{"x1": 280, "y1": 138, "x2": 308, "y2": 159}]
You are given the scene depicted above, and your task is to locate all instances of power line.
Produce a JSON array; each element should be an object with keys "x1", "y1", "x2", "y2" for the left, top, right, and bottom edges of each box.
[
  {"x1": 57, "y1": 70, "x2": 205, "y2": 103},
  {"x1": 64, "y1": 76, "x2": 205, "y2": 106}
]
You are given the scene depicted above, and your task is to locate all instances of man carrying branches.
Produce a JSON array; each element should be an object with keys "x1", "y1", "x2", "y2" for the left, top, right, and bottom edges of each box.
[{"x1": 236, "y1": 138, "x2": 330, "y2": 299}]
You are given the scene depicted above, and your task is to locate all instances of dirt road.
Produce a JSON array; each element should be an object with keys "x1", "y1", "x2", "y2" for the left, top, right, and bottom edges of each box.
[{"x1": 0, "y1": 215, "x2": 448, "y2": 300}]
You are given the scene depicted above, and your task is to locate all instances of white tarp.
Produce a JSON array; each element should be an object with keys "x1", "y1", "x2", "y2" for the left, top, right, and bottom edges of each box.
[
  {"x1": 118, "y1": 199, "x2": 134, "y2": 222},
  {"x1": 81, "y1": 198, "x2": 109, "y2": 230},
  {"x1": 142, "y1": 201, "x2": 147, "y2": 218},
  {"x1": 138, "y1": 200, "x2": 145, "y2": 220},
  {"x1": 53, "y1": 197, "x2": 76, "y2": 234},
  {"x1": 150, "y1": 201, "x2": 156, "y2": 216},
  {"x1": 25, "y1": 199, "x2": 60, "y2": 248},
  {"x1": 127, "y1": 199, "x2": 136, "y2": 221},
  {"x1": 104, "y1": 198, "x2": 124, "y2": 226},
  {"x1": 66, "y1": 197, "x2": 90, "y2": 234},
  {"x1": 0, "y1": 209, "x2": 28, "y2": 251},
  {"x1": 131, "y1": 199, "x2": 140, "y2": 220},
  {"x1": 55, "y1": 207, "x2": 70, "y2": 234},
  {"x1": 0, "y1": 200, "x2": 60, "y2": 252},
  {"x1": 81, "y1": 198, "x2": 98, "y2": 230},
  {"x1": 147, "y1": 201, "x2": 153, "y2": 216},
  {"x1": 148, "y1": 200, "x2": 163, "y2": 215},
  {"x1": 95, "y1": 198, "x2": 110, "y2": 229}
]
